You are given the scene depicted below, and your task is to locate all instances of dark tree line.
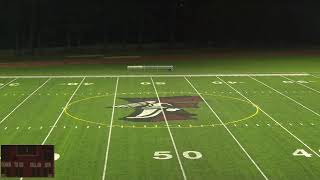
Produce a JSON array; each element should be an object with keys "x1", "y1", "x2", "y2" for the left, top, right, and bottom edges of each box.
[{"x1": 1, "y1": 0, "x2": 320, "y2": 54}]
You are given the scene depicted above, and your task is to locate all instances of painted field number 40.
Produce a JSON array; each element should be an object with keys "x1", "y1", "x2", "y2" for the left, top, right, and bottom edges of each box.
[
  {"x1": 153, "y1": 151, "x2": 202, "y2": 160},
  {"x1": 292, "y1": 149, "x2": 313, "y2": 158}
]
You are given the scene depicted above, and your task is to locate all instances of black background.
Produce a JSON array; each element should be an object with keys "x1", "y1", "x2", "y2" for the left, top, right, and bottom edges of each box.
[{"x1": 1, "y1": 0, "x2": 320, "y2": 50}]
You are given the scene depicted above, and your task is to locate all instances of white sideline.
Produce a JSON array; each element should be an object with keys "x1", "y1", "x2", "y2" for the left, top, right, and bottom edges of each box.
[
  {"x1": 41, "y1": 77, "x2": 86, "y2": 145},
  {"x1": 185, "y1": 77, "x2": 269, "y2": 180},
  {"x1": 151, "y1": 77, "x2": 187, "y2": 180},
  {"x1": 281, "y1": 76, "x2": 320, "y2": 94},
  {"x1": 0, "y1": 73, "x2": 310, "y2": 79},
  {"x1": 0, "y1": 78, "x2": 17, "y2": 90},
  {"x1": 216, "y1": 76, "x2": 320, "y2": 157},
  {"x1": 102, "y1": 77, "x2": 119, "y2": 180},
  {"x1": 250, "y1": 76, "x2": 320, "y2": 118},
  {"x1": 0, "y1": 78, "x2": 51, "y2": 125}
]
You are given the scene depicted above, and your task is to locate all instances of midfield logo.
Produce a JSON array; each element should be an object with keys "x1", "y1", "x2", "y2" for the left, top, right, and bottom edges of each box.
[{"x1": 114, "y1": 96, "x2": 202, "y2": 122}]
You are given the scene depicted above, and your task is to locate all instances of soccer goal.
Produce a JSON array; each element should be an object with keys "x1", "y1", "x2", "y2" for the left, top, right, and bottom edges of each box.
[{"x1": 127, "y1": 65, "x2": 174, "y2": 71}]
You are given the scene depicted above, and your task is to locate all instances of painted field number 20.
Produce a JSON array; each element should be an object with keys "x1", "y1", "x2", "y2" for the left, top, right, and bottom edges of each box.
[{"x1": 153, "y1": 151, "x2": 202, "y2": 160}]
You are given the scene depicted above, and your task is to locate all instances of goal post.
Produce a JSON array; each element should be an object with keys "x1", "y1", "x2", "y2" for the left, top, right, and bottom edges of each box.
[{"x1": 127, "y1": 65, "x2": 174, "y2": 71}]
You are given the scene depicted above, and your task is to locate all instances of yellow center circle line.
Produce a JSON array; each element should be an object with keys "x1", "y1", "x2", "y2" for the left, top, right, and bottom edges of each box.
[{"x1": 64, "y1": 92, "x2": 260, "y2": 128}]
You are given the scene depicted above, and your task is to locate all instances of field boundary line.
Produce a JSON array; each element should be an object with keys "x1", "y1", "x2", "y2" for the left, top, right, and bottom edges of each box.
[
  {"x1": 250, "y1": 76, "x2": 320, "y2": 118},
  {"x1": 0, "y1": 78, "x2": 17, "y2": 90},
  {"x1": 281, "y1": 76, "x2": 320, "y2": 94},
  {"x1": 0, "y1": 73, "x2": 310, "y2": 79},
  {"x1": 151, "y1": 77, "x2": 187, "y2": 180},
  {"x1": 41, "y1": 77, "x2": 86, "y2": 144},
  {"x1": 102, "y1": 77, "x2": 119, "y2": 180},
  {"x1": 0, "y1": 78, "x2": 51, "y2": 125},
  {"x1": 216, "y1": 76, "x2": 320, "y2": 157},
  {"x1": 185, "y1": 76, "x2": 269, "y2": 180}
]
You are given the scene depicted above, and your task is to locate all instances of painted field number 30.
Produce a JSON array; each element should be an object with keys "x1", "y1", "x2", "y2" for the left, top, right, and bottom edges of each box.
[{"x1": 153, "y1": 151, "x2": 202, "y2": 160}]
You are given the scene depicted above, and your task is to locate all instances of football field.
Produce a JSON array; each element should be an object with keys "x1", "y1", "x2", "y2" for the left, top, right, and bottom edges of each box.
[{"x1": 1, "y1": 73, "x2": 320, "y2": 180}]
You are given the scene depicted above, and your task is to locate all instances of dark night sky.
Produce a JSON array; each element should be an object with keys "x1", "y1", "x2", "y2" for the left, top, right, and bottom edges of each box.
[{"x1": 1, "y1": 0, "x2": 320, "y2": 50}]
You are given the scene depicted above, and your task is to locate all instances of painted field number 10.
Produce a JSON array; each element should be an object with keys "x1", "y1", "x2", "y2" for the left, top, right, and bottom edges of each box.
[{"x1": 153, "y1": 151, "x2": 202, "y2": 160}]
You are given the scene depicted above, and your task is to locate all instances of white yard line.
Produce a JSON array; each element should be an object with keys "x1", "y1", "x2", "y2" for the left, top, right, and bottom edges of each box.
[
  {"x1": 281, "y1": 76, "x2": 320, "y2": 94},
  {"x1": 151, "y1": 77, "x2": 187, "y2": 180},
  {"x1": 20, "y1": 78, "x2": 85, "y2": 180},
  {"x1": 0, "y1": 78, "x2": 51, "y2": 125},
  {"x1": 249, "y1": 76, "x2": 320, "y2": 118},
  {"x1": 0, "y1": 73, "x2": 310, "y2": 79},
  {"x1": 185, "y1": 77, "x2": 269, "y2": 180},
  {"x1": 216, "y1": 76, "x2": 320, "y2": 157},
  {"x1": 102, "y1": 77, "x2": 119, "y2": 180},
  {"x1": 0, "y1": 78, "x2": 17, "y2": 90},
  {"x1": 41, "y1": 77, "x2": 86, "y2": 144}
]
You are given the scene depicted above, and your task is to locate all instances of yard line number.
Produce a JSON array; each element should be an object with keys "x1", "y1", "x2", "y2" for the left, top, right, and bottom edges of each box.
[
  {"x1": 212, "y1": 81, "x2": 244, "y2": 85},
  {"x1": 153, "y1": 151, "x2": 202, "y2": 160},
  {"x1": 0, "y1": 83, "x2": 20, "y2": 87},
  {"x1": 292, "y1": 149, "x2": 320, "y2": 158},
  {"x1": 283, "y1": 80, "x2": 315, "y2": 84},
  {"x1": 141, "y1": 82, "x2": 166, "y2": 85},
  {"x1": 60, "y1": 82, "x2": 94, "y2": 86}
]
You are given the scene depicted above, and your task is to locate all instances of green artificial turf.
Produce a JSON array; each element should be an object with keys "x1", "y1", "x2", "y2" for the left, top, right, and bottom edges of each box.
[{"x1": 1, "y1": 55, "x2": 320, "y2": 179}]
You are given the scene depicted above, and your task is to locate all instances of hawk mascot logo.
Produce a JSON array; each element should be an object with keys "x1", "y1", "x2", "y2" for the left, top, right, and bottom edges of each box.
[{"x1": 114, "y1": 96, "x2": 202, "y2": 122}]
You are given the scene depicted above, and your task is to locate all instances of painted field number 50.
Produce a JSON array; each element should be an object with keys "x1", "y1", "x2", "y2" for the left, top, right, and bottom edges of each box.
[{"x1": 153, "y1": 151, "x2": 202, "y2": 160}]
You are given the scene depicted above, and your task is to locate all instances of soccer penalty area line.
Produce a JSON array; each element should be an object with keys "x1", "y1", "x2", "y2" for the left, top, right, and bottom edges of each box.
[
  {"x1": 184, "y1": 76, "x2": 269, "y2": 180},
  {"x1": 215, "y1": 76, "x2": 320, "y2": 158}
]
